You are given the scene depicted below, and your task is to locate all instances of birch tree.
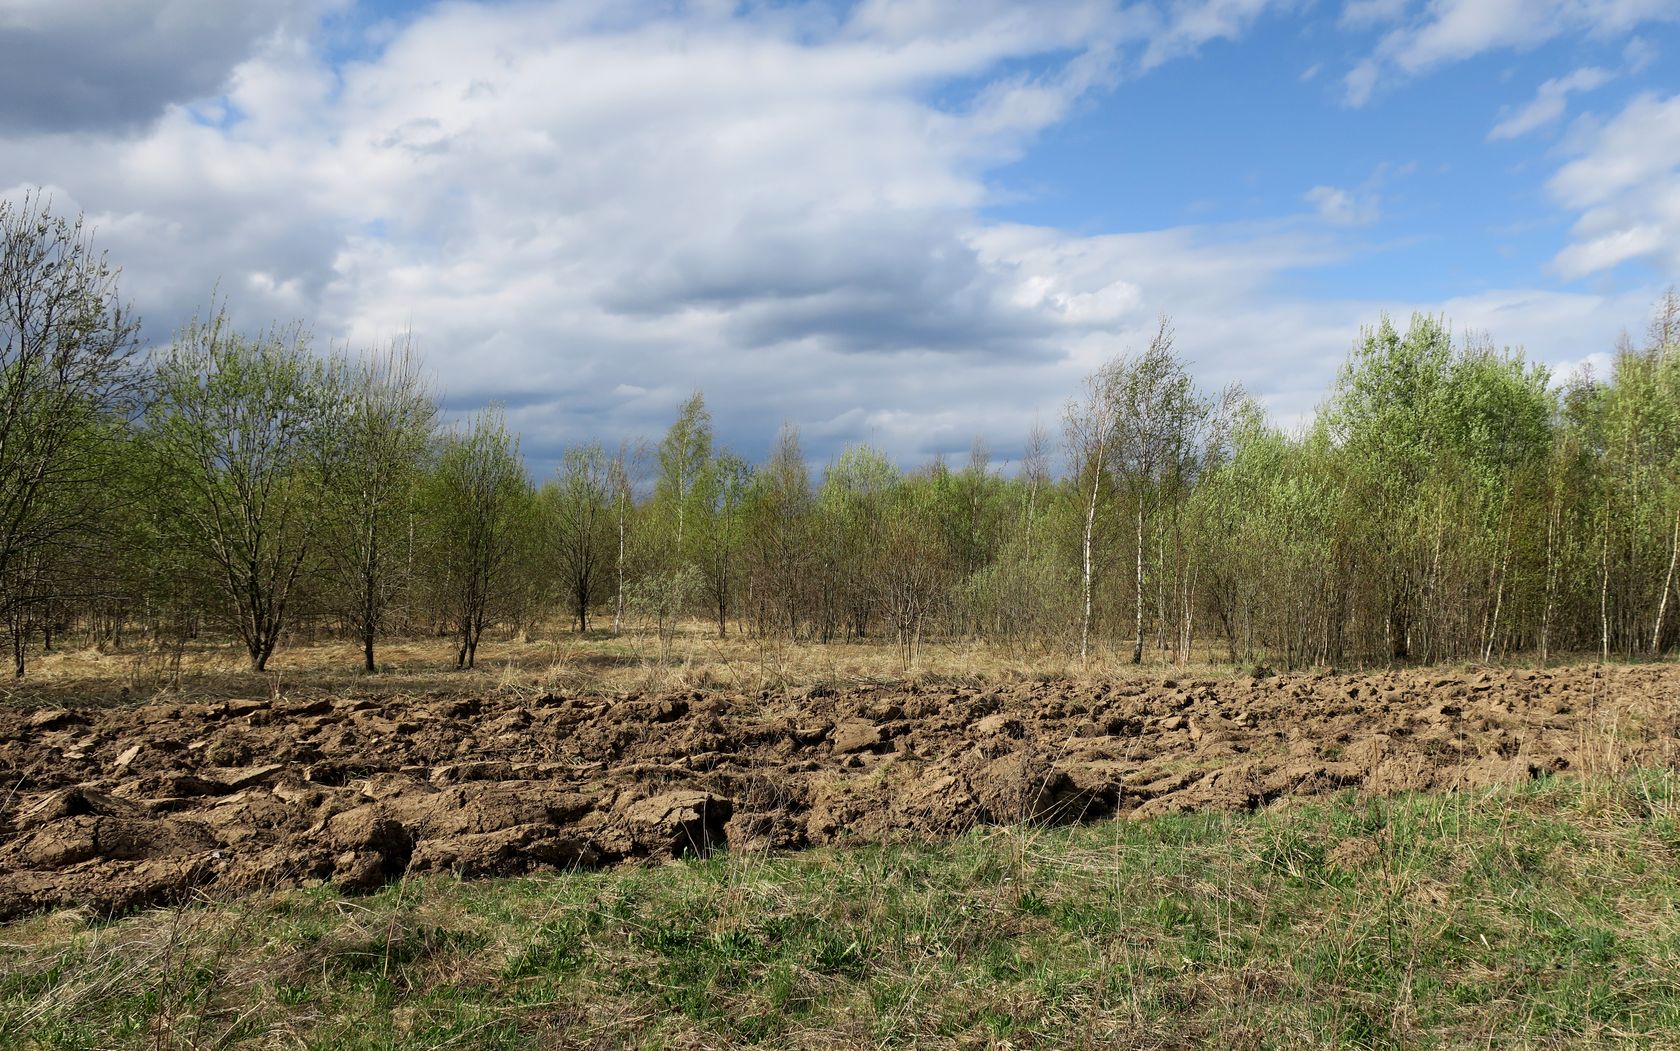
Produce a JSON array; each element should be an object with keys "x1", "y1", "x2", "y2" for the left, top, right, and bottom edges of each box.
[
  {"x1": 1063, "y1": 360, "x2": 1120, "y2": 666},
  {"x1": 1110, "y1": 318, "x2": 1208, "y2": 665},
  {"x1": 655, "y1": 392, "x2": 713, "y2": 566}
]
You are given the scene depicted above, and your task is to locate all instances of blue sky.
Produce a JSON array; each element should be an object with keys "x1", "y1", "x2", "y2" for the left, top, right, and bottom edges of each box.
[
  {"x1": 989, "y1": 13, "x2": 1679, "y2": 298},
  {"x1": 2, "y1": 0, "x2": 1678, "y2": 471}
]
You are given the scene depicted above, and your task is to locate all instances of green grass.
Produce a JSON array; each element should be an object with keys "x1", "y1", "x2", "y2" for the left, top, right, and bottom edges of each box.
[{"x1": 5, "y1": 771, "x2": 1680, "y2": 1049}]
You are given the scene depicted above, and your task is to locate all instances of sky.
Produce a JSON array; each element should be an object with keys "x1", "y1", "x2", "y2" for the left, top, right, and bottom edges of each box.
[{"x1": 2, "y1": 0, "x2": 1679, "y2": 473}]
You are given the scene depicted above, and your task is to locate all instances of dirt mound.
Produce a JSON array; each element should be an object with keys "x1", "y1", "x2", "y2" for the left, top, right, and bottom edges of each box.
[{"x1": 0, "y1": 664, "x2": 1675, "y2": 919}]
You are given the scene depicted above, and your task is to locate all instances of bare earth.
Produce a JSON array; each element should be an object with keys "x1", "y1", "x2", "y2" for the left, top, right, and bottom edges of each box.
[{"x1": 1, "y1": 664, "x2": 1676, "y2": 920}]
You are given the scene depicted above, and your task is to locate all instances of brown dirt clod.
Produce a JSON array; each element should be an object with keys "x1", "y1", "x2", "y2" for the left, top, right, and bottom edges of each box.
[{"x1": 0, "y1": 663, "x2": 1674, "y2": 919}]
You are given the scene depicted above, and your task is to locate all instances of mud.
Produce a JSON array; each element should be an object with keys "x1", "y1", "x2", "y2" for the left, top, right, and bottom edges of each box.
[{"x1": 1, "y1": 664, "x2": 1675, "y2": 919}]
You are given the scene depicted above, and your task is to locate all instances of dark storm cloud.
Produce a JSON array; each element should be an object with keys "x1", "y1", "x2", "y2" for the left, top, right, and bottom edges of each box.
[
  {"x1": 601, "y1": 214, "x2": 1059, "y2": 357},
  {"x1": 0, "y1": 1, "x2": 307, "y2": 133}
]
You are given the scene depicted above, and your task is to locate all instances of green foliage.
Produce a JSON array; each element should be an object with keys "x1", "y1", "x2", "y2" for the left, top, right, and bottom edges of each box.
[
  {"x1": 319, "y1": 340, "x2": 439, "y2": 669},
  {"x1": 419, "y1": 407, "x2": 530, "y2": 668},
  {"x1": 0, "y1": 194, "x2": 143, "y2": 674},
  {"x1": 744, "y1": 424, "x2": 813, "y2": 638},
  {"x1": 693, "y1": 449, "x2": 752, "y2": 636},
  {"x1": 541, "y1": 441, "x2": 615, "y2": 633},
  {"x1": 652, "y1": 391, "x2": 715, "y2": 568},
  {"x1": 628, "y1": 564, "x2": 702, "y2": 662},
  {"x1": 145, "y1": 306, "x2": 343, "y2": 671}
]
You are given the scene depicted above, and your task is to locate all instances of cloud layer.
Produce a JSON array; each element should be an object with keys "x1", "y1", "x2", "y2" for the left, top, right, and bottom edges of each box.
[{"x1": 0, "y1": 0, "x2": 1671, "y2": 472}]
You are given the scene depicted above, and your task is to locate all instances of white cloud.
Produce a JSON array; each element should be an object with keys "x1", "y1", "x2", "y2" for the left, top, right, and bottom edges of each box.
[
  {"x1": 1339, "y1": 0, "x2": 1410, "y2": 30},
  {"x1": 1137, "y1": 0, "x2": 1295, "y2": 70},
  {"x1": 1489, "y1": 66, "x2": 1614, "y2": 140},
  {"x1": 1343, "y1": 0, "x2": 1676, "y2": 107},
  {"x1": 1304, "y1": 185, "x2": 1381, "y2": 225},
  {"x1": 1548, "y1": 92, "x2": 1680, "y2": 278},
  {"x1": 1552, "y1": 225, "x2": 1669, "y2": 277},
  {"x1": 1624, "y1": 35, "x2": 1660, "y2": 72}
]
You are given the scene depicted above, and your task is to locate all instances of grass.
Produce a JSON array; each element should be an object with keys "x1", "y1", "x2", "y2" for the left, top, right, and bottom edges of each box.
[
  {"x1": 5, "y1": 619, "x2": 1629, "y2": 713},
  {"x1": 5, "y1": 770, "x2": 1680, "y2": 1049},
  {"x1": 1, "y1": 623, "x2": 1249, "y2": 711}
]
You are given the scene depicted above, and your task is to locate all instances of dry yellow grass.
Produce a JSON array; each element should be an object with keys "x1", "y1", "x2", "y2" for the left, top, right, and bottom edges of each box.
[{"x1": 4, "y1": 620, "x2": 1256, "y2": 707}]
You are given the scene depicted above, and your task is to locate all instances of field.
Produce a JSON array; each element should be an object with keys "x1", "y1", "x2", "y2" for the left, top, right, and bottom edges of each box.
[{"x1": 2, "y1": 632, "x2": 1679, "y2": 1047}]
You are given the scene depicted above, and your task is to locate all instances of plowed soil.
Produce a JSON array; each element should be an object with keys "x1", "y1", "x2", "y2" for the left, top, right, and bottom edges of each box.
[{"x1": 1, "y1": 664, "x2": 1676, "y2": 919}]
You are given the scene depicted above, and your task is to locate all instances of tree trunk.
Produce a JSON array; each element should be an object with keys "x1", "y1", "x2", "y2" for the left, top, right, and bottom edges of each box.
[
  {"x1": 362, "y1": 521, "x2": 380, "y2": 673},
  {"x1": 1652, "y1": 509, "x2": 1680, "y2": 656},
  {"x1": 1079, "y1": 469, "x2": 1100, "y2": 666},
  {"x1": 256, "y1": 623, "x2": 280, "y2": 673},
  {"x1": 1600, "y1": 515, "x2": 1612, "y2": 662},
  {"x1": 1132, "y1": 503, "x2": 1145, "y2": 665},
  {"x1": 1389, "y1": 567, "x2": 1410, "y2": 662},
  {"x1": 1541, "y1": 489, "x2": 1559, "y2": 665},
  {"x1": 248, "y1": 628, "x2": 267, "y2": 672},
  {"x1": 463, "y1": 610, "x2": 482, "y2": 669},
  {"x1": 1483, "y1": 533, "x2": 1509, "y2": 664},
  {"x1": 614, "y1": 492, "x2": 626, "y2": 636},
  {"x1": 1212, "y1": 576, "x2": 1238, "y2": 663},
  {"x1": 1178, "y1": 570, "x2": 1194, "y2": 666}
]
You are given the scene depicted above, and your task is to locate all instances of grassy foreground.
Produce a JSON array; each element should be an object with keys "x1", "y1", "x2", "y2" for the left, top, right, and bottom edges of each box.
[{"x1": 4, "y1": 772, "x2": 1680, "y2": 1050}]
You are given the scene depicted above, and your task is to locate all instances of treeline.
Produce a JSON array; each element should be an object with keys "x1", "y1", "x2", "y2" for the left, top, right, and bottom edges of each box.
[{"x1": 4, "y1": 196, "x2": 1680, "y2": 677}]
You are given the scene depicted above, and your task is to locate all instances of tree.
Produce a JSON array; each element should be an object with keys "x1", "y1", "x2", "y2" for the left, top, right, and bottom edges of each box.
[
  {"x1": 608, "y1": 439, "x2": 647, "y2": 636},
  {"x1": 147, "y1": 307, "x2": 340, "y2": 672},
  {"x1": 1063, "y1": 359, "x2": 1120, "y2": 666},
  {"x1": 1572, "y1": 317, "x2": 1680, "y2": 659},
  {"x1": 878, "y1": 485, "x2": 952, "y2": 669},
  {"x1": 1192, "y1": 407, "x2": 1340, "y2": 668},
  {"x1": 545, "y1": 441, "x2": 614, "y2": 634},
  {"x1": 1327, "y1": 314, "x2": 1454, "y2": 661},
  {"x1": 746, "y1": 424, "x2": 812, "y2": 638},
  {"x1": 961, "y1": 422, "x2": 1071, "y2": 658},
  {"x1": 1430, "y1": 338, "x2": 1553, "y2": 660},
  {"x1": 654, "y1": 392, "x2": 714, "y2": 567},
  {"x1": 817, "y1": 445, "x2": 899, "y2": 640},
  {"x1": 1022, "y1": 419, "x2": 1051, "y2": 546},
  {"x1": 323, "y1": 338, "x2": 438, "y2": 671},
  {"x1": 695, "y1": 450, "x2": 752, "y2": 637},
  {"x1": 424, "y1": 408, "x2": 529, "y2": 669},
  {"x1": 1110, "y1": 317, "x2": 1209, "y2": 664},
  {"x1": 0, "y1": 194, "x2": 142, "y2": 673}
]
